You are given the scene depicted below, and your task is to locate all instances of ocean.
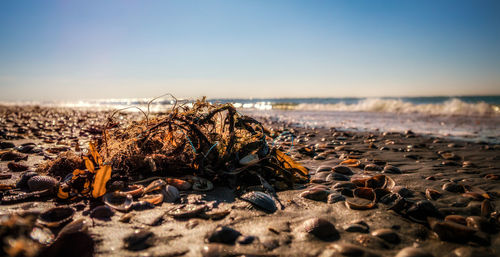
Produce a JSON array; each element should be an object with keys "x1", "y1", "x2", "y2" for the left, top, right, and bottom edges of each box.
[{"x1": 2, "y1": 96, "x2": 499, "y2": 143}]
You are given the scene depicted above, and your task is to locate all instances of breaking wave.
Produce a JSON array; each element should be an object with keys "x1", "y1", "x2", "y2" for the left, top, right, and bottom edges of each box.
[{"x1": 274, "y1": 98, "x2": 499, "y2": 116}]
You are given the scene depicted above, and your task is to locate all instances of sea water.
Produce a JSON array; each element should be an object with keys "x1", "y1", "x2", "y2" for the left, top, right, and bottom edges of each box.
[{"x1": 2, "y1": 96, "x2": 499, "y2": 143}]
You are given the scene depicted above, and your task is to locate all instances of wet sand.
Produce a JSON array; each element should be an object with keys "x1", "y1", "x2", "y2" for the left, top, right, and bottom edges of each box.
[{"x1": 1, "y1": 106, "x2": 500, "y2": 257}]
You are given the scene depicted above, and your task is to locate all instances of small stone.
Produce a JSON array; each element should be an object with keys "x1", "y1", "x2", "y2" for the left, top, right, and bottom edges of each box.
[
  {"x1": 326, "y1": 172, "x2": 349, "y2": 181},
  {"x1": 237, "y1": 235, "x2": 256, "y2": 245},
  {"x1": 395, "y1": 247, "x2": 433, "y2": 257},
  {"x1": 206, "y1": 226, "x2": 241, "y2": 245},
  {"x1": 452, "y1": 247, "x2": 496, "y2": 257},
  {"x1": 364, "y1": 164, "x2": 382, "y2": 172},
  {"x1": 302, "y1": 218, "x2": 339, "y2": 240},
  {"x1": 327, "y1": 194, "x2": 345, "y2": 204},
  {"x1": 442, "y1": 182, "x2": 465, "y2": 193},
  {"x1": 7, "y1": 162, "x2": 29, "y2": 172},
  {"x1": 382, "y1": 165, "x2": 401, "y2": 174},
  {"x1": 123, "y1": 230, "x2": 155, "y2": 251},
  {"x1": 344, "y1": 222, "x2": 369, "y2": 233},
  {"x1": 371, "y1": 228, "x2": 400, "y2": 244},
  {"x1": 332, "y1": 165, "x2": 353, "y2": 175}
]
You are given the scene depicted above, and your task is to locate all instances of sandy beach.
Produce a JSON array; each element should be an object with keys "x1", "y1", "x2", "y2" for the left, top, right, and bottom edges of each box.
[{"x1": 1, "y1": 105, "x2": 499, "y2": 257}]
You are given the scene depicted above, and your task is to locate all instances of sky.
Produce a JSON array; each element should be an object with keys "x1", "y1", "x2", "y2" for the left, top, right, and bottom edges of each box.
[{"x1": 1, "y1": 0, "x2": 499, "y2": 101}]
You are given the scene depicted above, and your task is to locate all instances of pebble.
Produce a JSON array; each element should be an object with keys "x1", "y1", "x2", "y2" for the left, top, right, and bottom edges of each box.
[
  {"x1": 311, "y1": 171, "x2": 332, "y2": 183},
  {"x1": 90, "y1": 205, "x2": 114, "y2": 220},
  {"x1": 302, "y1": 218, "x2": 339, "y2": 240},
  {"x1": 300, "y1": 187, "x2": 330, "y2": 202},
  {"x1": 355, "y1": 234, "x2": 389, "y2": 249},
  {"x1": 371, "y1": 228, "x2": 400, "y2": 244},
  {"x1": 328, "y1": 243, "x2": 377, "y2": 257},
  {"x1": 326, "y1": 172, "x2": 349, "y2": 181},
  {"x1": 395, "y1": 247, "x2": 434, "y2": 257},
  {"x1": 7, "y1": 162, "x2": 29, "y2": 172},
  {"x1": 364, "y1": 164, "x2": 382, "y2": 171},
  {"x1": 442, "y1": 182, "x2": 465, "y2": 193},
  {"x1": 123, "y1": 229, "x2": 155, "y2": 251},
  {"x1": 206, "y1": 226, "x2": 241, "y2": 245},
  {"x1": 344, "y1": 222, "x2": 369, "y2": 233},
  {"x1": 382, "y1": 165, "x2": 401, "y2": 174},
  {"x1": 327, "y1": 193, "x2": 346, "y2": 204},
  {"x1": 452, "y1": 247, "x2": 497, "y2": 257},
  {"x1": 332, "y1": 165, "x2": 353, "y2": 175}
]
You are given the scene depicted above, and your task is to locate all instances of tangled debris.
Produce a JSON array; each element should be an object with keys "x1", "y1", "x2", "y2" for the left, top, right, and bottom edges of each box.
[{"x1": 25, "y1": 96, "x2": 309, "y2": 202}]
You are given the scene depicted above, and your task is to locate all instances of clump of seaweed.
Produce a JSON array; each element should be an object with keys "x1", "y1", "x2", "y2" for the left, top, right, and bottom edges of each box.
[
  {"x1": 37, "y1": 151, "x2": 84, "y2": 178},
  {"x1": 99, "y1": 96, "x2": 309, "y2": 190}
]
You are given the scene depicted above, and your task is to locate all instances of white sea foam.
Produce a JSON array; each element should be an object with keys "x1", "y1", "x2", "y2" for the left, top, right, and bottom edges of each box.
[{"x1": 288, "y1": 98, "x2": 499, "y2": 116}]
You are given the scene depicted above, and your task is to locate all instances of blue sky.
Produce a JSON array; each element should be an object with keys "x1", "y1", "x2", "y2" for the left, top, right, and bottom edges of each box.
[{"x1": 1, "y1": 0, "x2": 499, "y2": 100}]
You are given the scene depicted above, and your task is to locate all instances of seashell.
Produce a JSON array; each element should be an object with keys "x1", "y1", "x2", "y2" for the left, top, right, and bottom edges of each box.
[
  {"x1": 30, "y1": 226, "x2": 55, "y2": 245},
  {"x1": 192, "y1": 177, "x2": 214, "y2": 191},
  {"x1": 428, "y1": 217, "x2": 476, "y2": 242},
  {"x1": 374, "y1": 188, "x2": 391, "y2": 200},
  {"x1": 345, "y1": 198, "x2": 376, "y2": 210},
  {"x1": 166, "y1": 178, "x2": 192, "y2": 190},
  {"x1": 365, "y1": 175, "x2": 389, "y2": 189},
  {"x1": 300, "y1": 187, "x2": 330, "y2": 202},
  {"x1": 351, "y1": 175, "x2": 372, "y2": 187},
  {"x1": 140, "y1": 193, "x2": 164, "y2": 205},
  {"x1": 7, "y1": 162, "x2": 29, "y2": 172},
  {"x1": 484, "y1": 174, "x2": 500, "y2": 180},
  {"x1": 425, "y1": 188, "x2": 441, "y2": 200},
  {"x1": 444, "y1": 215, "x2": 467, "y2": 225},
  {"x1": 382, "y1": 165, "x2": 401, "y2": 174},
  {"x1": 143, "y1": 179, "x2": 166, "y2": 195},
  {"x1": 57, "y1": 219, "x2": 89, "y2": 239},
  {"x1": 90, "y1": 205, "x2": 114, "y2": 220},
  {"x1": 16, "y1": 171, "x2": 38, "y2": 189},
  {"x1": 395, "y1": 247, "x2": 434, "y2": 257},
  {"x1": 38, "y1": 207, "x2": 75, "y2": 227},
  {"x1": 371, "y1": 228, "x2": 400, "y2": 244},
  {"x1": 122, "y1": 184, "x2": 144, "y2": 197},
  {"x1": 27, "y1": 175, "x2": 58, "y2": 192},
  {"x1": 239, "y1": 154, "x2": 260, "y2": 166},
  {"x1": 103, "y1": 192, "x2": 133, "y2": 212},
  {"x1": 240, "y1": 191, "x2": 277, "y2": 213},
  {"x1": 206, "y1": 226, "x2": 242, "y2": 245},
  {"x1": 123, "y1": 229, "x2": 155, "y2": 251},
  {"x1": 353, "y1": 187, "x2": 376, "y2": 201},
  {"x1": 340, "y1": 159, "x2": 361, "y2": 167},
  {"x1": 162, "y1": 185, "x2": 180, "y2": 203},
  {"x1": 302, "y1": 218, "x2": 339, "y2": 239},
  {"x1": 167, "y1": 204, "x2": 206, "y2": 219},
  {"x1": 131, "y1": 201, "x2": 155, "y2": 211},
  {"x1": 481, "y1": 199, "x2": 493, "y2": 217},
  {"x1": 332, "y1": 165, "x2": 353, "y2": 175}
]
